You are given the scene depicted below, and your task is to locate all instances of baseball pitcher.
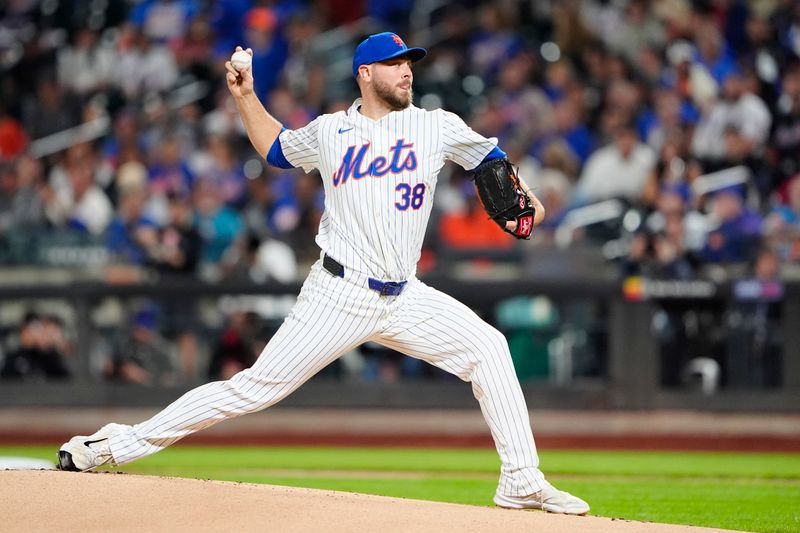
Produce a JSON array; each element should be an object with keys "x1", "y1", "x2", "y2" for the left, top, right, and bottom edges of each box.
[{"x1": 58, "y1": 32, "x2": 588, "y2": 515}]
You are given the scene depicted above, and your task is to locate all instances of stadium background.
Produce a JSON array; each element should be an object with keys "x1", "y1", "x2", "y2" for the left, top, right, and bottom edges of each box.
[{"x1": 0, "y1": 0, "x2": 798, "y2": 443}]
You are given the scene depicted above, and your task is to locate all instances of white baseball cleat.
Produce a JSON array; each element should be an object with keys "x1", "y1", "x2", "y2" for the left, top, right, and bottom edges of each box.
[
  {"x1": 57, "y1": 423, "x2": 127, "y2": 472},
  {"x1": 494, "y1": 480, "x2": 590, "y2": 515}
]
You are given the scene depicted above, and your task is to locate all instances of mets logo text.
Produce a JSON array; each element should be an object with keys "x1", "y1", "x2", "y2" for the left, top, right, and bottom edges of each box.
[{"x1": 333, "y1": 139, "x2": 417, "y2": 186}]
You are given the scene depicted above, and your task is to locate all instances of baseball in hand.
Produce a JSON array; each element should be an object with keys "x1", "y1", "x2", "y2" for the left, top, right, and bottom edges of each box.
[{"x1": 230, "y1": 50, "x2": 252, "y2": 71}]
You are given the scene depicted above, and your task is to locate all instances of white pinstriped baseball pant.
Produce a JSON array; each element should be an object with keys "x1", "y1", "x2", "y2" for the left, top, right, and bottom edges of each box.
[{"x1": 109, "y1": 259, "x2": 546, "y2": 497}]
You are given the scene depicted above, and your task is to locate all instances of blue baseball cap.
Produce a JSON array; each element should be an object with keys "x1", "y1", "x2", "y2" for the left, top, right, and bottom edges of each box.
[{"x1": 352, "y1": 32, "x2": 427, "y2": 78}]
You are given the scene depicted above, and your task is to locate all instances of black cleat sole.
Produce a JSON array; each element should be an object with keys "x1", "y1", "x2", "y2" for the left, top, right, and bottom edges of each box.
[{"x1": 57, "y1": 450, "x2": 79, "y2": 471}]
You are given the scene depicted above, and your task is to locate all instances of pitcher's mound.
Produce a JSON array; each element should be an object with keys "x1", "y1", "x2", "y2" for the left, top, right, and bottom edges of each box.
[{"x1": 2, "y1": 470, "x2": 730, "y2": 533}]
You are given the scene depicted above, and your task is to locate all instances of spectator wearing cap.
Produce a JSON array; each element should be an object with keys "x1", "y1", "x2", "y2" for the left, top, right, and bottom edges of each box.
[
  {"x1": 106, "y1": 161, "x2": 159, "y2": 265},
  {"x1": 574, "y1": 123, "x2": 656, "y2": 204},
  {"x1": 242, "y1": 7, "x2": 289, "y2": 100},
  {"x1": 108, "y1": 304, "x2": 177, "y2": 386},
  {"x1": 1, "y1": 312, "x2": 72, "y2": 381},
  {"x1": 700, "y1": 188, "x2": 763, "y2": 264}
]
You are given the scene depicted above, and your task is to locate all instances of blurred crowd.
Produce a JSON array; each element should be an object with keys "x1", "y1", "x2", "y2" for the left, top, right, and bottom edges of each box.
[
  {"x1": 1, "y1": 0, "x2": 800, "y2": 385},
  {"x1": 1, "y1": 0, "x2": 800, "y2": 282},
  {"x1": 0, "y1": 311, "x2": 72, "y2": 380}
]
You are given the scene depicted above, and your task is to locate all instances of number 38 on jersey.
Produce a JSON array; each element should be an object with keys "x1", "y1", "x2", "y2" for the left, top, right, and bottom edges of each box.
[{"x1": 395, "y1": 182, "x2": 426, "y2": 211}]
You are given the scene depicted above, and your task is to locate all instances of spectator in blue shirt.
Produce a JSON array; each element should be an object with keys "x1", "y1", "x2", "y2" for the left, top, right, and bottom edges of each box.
[
  {"x1": 107, "y1": 162, "x2": 159, "y2": 265},
  {"x1": 701, "y1": 189, "x2": 763, "y2": 264},
  {"x1": 193, "y1": 178, "x2": 243, "y2": 266},
  {"x1": 240, "y1": 7, "x2": 289, "y2": 100},
  {"x1": 129, "y1": 0, "x2": 201, "y2": 43},
  {"x1": 693, "y1": 22, "x2": 740, "y2": 87}
]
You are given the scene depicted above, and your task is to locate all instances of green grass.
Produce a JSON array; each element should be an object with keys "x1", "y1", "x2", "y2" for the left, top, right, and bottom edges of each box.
[{"x1": 5, "y1": 446, "x2": 800, "y2": 532}]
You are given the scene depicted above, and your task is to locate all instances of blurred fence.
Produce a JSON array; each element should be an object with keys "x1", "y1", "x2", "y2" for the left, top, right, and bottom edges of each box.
[{"x1": 0, "y1": 275, "x2": 798, "y2": 412}]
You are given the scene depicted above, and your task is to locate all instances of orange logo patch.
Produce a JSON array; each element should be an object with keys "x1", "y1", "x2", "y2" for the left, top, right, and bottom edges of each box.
[{"x1": 391, "y1": 34, "x2": 404, "y2": 47}]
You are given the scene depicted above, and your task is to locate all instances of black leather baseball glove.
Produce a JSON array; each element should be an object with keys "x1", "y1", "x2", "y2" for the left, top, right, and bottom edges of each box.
[{"x1": 470, "y1": 158, "x2": 535, "y2": 239}]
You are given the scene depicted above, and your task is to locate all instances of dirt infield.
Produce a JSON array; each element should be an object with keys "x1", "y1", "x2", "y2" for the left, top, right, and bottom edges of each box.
[{"x1": 3, "y1": 471, "x2": 736, "y2": 533}]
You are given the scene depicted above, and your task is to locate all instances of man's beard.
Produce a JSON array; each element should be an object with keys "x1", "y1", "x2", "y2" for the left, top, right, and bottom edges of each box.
[{"x1": 374, "y1": 78, "x2": 412, "y2": 111}]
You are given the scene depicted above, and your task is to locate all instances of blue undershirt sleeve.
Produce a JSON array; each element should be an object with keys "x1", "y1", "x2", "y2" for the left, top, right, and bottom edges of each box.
[
  {"x1": 266, "y1": 128, "x2": 295, "y2": 169},
  {"x1": 481, "y1": 145, "x2": 507, "y2": 164}
]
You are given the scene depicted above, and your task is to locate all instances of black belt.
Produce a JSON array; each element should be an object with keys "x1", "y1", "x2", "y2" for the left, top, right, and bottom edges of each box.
[{"x1": 323, "y1": 254, "x2": 407, "y2": 296}]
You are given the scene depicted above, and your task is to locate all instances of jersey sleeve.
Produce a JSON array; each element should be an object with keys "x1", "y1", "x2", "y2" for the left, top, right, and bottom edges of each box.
[
  {"x1": 440, "y1": 110, "x2": 498, "y2": 170},
  {"x1": 279, "y1": 116, "x2": 323, "y2": 173}
]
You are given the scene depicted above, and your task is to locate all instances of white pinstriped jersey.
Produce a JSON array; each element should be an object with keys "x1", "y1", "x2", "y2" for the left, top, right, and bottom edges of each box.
[
  {"x1": 279, "y1": 98, "x2": 496, "y2": 281},
  {"x1": 84, "y1": 90, "x2": 550, "y2": 503}
]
